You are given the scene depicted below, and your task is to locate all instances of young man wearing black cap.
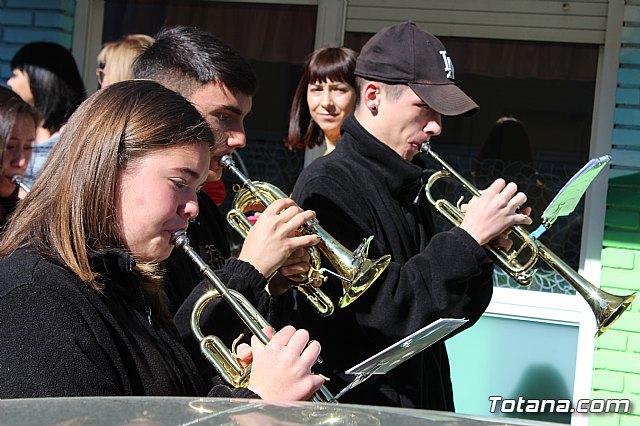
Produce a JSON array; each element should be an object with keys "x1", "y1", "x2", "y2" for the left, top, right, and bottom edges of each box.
[{"x1": 291, "y1": 21, "x2": 532, "y2": 410}]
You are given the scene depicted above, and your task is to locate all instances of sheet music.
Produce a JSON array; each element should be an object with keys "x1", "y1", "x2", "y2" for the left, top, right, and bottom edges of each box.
[
  {"x1": 530, "y1": 155, "x2": 610, "y2": 240},
  {"x1": 332, "y1": 318, "x2": 467, "y2": 401}
]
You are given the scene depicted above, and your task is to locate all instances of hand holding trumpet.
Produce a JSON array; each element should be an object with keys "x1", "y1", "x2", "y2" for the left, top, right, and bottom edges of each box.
[
  {"x1": 237, "y1": 198, "x2": 319, "y2": 284},
  {"x1": 458, "y1": 178, "x2": 533, "y2": 249},
  {"x1": 234, "y1": 325, "x2": 326, "y2": 401}
]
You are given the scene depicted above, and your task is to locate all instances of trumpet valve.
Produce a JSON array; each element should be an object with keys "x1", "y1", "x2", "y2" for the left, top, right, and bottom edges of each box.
[
  {"x1": 308, "y1": 269, "x2": 328, "y2": 288},
  {"x1": 230, "y1": 333, "x2": 246, "y2": 361},
  {"x1": 506, "y1": 250, "x2": 519, "y2": 262}
]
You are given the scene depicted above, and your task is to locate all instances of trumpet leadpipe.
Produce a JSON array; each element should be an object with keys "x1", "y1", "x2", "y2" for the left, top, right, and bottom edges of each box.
[
  {"x1": 171, "y1": 230, "x2": 336, "y2": 402},
  {"x1": 172, "y1": 230, "x2": 270, "y2": 344}
]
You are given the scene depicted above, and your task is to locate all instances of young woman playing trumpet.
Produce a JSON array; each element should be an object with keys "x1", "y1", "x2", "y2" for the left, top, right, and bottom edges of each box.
[{"x1": 0, "y1": 80, "x2": 324, "y2": 400}]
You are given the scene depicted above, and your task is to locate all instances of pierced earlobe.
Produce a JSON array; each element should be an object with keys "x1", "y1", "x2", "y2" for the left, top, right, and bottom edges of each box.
[{"x1": 371, "y1": 105, "x2": 377, "y2": 111}]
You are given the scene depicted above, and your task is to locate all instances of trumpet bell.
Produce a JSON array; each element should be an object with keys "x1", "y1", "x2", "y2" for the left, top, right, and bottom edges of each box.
[
  {"x1": 340, "y1": 256, "x2": 391, "y2": 307},
  {"x1": 596, "y1": 291, "x2": 636, "y2": 336},
  {"x1": 228, "y1": 180, "x2": 392, "y2": 311},
  {"x1": 336, "y1": 236, "x2": 391, "y2": 308}
]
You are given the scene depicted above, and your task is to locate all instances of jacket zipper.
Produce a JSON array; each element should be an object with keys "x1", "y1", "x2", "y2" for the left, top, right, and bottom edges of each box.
[{"x1": 139, "y1": 288, "x2": 153, "y2": 326}]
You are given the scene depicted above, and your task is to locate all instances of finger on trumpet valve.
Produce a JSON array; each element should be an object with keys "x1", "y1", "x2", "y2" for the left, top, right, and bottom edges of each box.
[{"x1": 230, "y1": 333, "x2": 245, "y2": 360}]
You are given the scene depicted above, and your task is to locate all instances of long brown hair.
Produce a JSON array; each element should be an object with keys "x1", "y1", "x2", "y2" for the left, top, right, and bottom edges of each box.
[
  {"x1": 284, "y1": 47, "x2": 357, "y2": 150},
  {"x1": 0, "y1": 80, "x2": 214, "y2": 315}
]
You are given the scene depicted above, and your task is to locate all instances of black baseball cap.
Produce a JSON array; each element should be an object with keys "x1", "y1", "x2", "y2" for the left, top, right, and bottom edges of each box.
[{"x1": 354, "y1": 21, "x2": 478, "y2": 116}]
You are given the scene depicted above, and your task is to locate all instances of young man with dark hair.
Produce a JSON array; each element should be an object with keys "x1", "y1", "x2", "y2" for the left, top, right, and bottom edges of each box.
[
  {"x1": 133, "y1": 26, "x2": 313, "y2": 380},
  {"x1": 291, "y1": 22, "x2": 533, "y2": 410},
  {"x1": 134, "y1": 26, "x2": 256, "y2": 309}
]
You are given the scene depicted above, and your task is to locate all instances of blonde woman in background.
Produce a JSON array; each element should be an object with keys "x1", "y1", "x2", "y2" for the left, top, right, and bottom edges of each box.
[{"x1": 97, "y1": 34, "x2": 154, "y2": 88}]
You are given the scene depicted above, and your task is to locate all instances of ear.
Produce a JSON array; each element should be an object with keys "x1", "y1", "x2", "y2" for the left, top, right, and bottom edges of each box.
[{"x1": 361, "y1": 82, "x2": 381, "y2": 113}]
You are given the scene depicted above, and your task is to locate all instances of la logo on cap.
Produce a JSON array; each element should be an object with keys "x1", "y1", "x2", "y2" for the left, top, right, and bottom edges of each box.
[{"x1": 439, "y1": 50, "x2": 455, "y2": 80}]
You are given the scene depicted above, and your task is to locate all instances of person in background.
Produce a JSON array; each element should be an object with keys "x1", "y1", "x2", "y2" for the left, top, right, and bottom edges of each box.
[
  {"x1": 284, "y1": 47, "x2": 357, "y2": 155},
  {"x1": 291, "y1": 22, "x2": 532, "y2": 410},
  {"x1": 7, "y1": 42, "x2": 85, "y2": 188},
  {"x1": 96, "y1": 34, "x2": 155, "y2": 89},
  {"x1": 0, "y1": 79, "x2": 324, "y2": 401},
  {"x1": 474, "y1": 115, "x2": 563, "y2": 267},
  {"x1": 473, "y1": 115, "x2": 552, "y2": 230},
  {"x1": 0, "y1": 86, "x2": 36, "y2": 228}
]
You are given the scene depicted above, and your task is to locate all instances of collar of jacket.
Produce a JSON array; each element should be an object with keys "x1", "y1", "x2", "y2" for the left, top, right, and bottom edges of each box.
[
  {"x1": 340, "y1": 114, "x2": 425, "y2": 196},
  {"x1": 89, "y1": 248, "x2": 146, "y2": 313}
]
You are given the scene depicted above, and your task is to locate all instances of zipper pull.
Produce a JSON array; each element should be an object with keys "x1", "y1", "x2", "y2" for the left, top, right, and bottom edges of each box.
[
  {"x1": 139, "y1": 288, "x2": 153, "y2": 326},
  {"x1": 146, "y1": 306, "x2": 153, "y2": 326}
]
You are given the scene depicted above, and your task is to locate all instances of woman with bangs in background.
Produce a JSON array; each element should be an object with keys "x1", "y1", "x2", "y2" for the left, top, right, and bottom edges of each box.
[{"x1": 285, "y1": 47, "x2": 357, "y2": 156}]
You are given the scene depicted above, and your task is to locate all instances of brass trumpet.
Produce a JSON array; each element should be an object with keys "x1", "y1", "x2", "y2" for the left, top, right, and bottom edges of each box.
[
  {"x1": 220, "y1": 154, "x2": 391, "y2": 316},
  {"x1": 171, "y1": 230, "x2": 336, "y2": 403},
  {"x1": 420, "y1": 143, "x2": 635, "y2": 336}
]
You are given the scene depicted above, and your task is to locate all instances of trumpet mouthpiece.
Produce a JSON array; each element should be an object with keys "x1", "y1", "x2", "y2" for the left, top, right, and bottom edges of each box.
[
  {"x1": 219, "y1": 154, "x2": 234, "y2": 168},
  {"x1": 419, "y1": 142, "x2": 432, "y2": 154},
  {"x1": 170, "y1": 230, "x2": 188, "y2": 247},
  {"x1": 12, "y1": 175, "x2": 30, "y2": 193}
]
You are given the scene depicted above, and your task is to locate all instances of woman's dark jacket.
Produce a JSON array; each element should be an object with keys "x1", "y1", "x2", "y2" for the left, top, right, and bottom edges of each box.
[{"x1": 0, "y1": 248, "x2": 257, "y2": 399}]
